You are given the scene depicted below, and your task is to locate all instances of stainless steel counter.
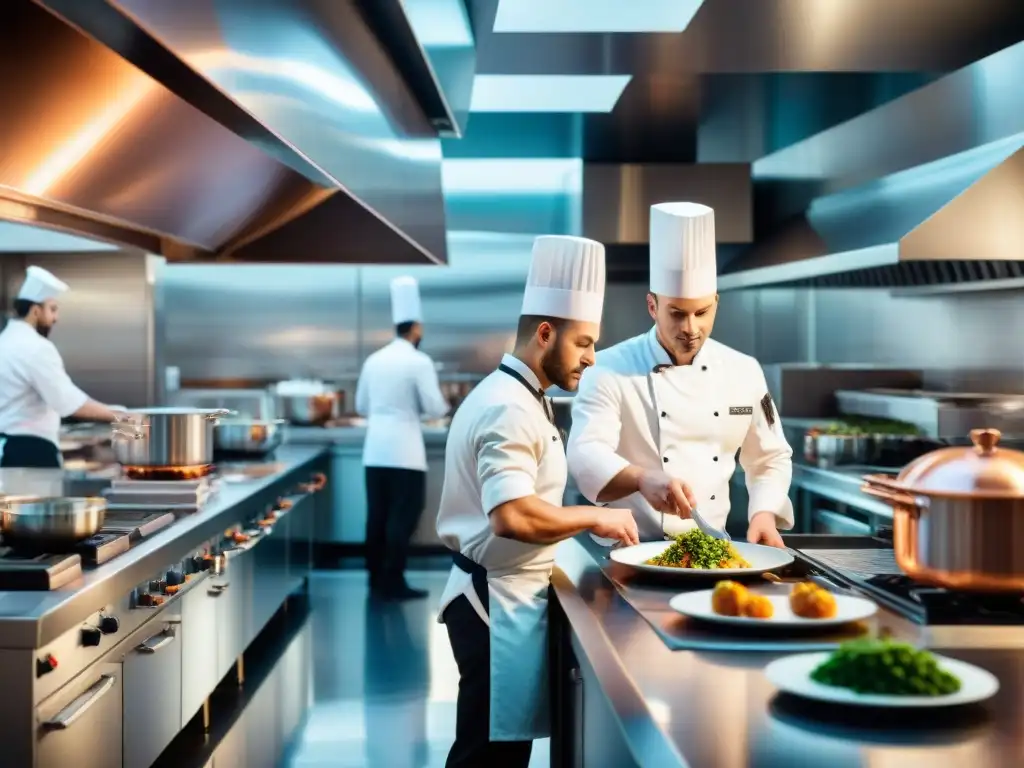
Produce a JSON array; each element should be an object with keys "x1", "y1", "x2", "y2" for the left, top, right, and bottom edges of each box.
[
  {"x1": 792, "y1": 463, "x2": 895, "y2": 519},
  {"x1": 551, "y1": 538, "x2": 1024, "y2": 768},
  {"x1": 284, "y1": 423, "x2": 449, "y2": 446},
  {"x1": 0, "y1": 444, "x2": 329, "y2": 650}
]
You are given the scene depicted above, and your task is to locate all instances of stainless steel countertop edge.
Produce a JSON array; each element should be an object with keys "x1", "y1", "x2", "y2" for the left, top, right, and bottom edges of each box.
[{"x1": 0, "y1": 444, "x2": 330, "y2": 650}]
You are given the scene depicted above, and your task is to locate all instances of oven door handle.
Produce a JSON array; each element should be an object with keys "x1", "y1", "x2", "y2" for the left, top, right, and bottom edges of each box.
[
  {"x1": 42, "y1": 674, "x2": 116, "y2": 730},
  {"x1": 137, "y1": 629, "x2": 177, "y2": 654}
]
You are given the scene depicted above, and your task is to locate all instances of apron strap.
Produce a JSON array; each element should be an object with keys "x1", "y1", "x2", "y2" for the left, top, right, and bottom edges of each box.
[{"x1": 451, "y1": 551, "x2": 489, "y2": 615}]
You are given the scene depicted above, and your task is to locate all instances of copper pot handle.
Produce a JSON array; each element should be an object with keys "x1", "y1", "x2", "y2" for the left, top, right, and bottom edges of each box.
[
  {"x1": 301, "y1": 472, "x2": 327, "y2": 493},
  {"x1": 970, "y1": 428, "x2": 1001, "y2": 455},
  {"x1": 861, "y1": 474, "x2": 920, "y2": 508}
]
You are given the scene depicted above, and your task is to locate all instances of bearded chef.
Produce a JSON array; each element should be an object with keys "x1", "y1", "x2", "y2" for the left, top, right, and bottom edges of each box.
[
  {"x1": 0, "y1": 266, "x2": 124, "y2": 468},
  {"x1": 566, "y1": 202, "x2": 794, "y2": 546},
  {"x1": 436, "y1": 235, "x2": 638, "y2": 768},
  {"x1": 356, "y1": 276, "x2": 450, "y2": 601}
]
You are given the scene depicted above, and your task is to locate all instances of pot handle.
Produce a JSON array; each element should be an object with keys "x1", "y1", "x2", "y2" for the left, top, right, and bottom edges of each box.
[
  {"x1": 205, "y1": 409, "x2": 236, "y2": 422},
  {"x1": 861, "y1": 474, "x2": 920, "y2": 507}
]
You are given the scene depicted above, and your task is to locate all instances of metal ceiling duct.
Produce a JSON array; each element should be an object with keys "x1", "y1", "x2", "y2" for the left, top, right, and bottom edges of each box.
[
  {"x1": 0, "y1": 0, "x2": 448, "y2": 264},
  {"x1": 719, "y1": 41, "x2": 1024, "y2": 290}
]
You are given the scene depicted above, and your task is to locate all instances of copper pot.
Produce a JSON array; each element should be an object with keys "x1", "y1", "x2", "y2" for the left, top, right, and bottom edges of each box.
[{"x1": 862, "y1": 428, "x2": 1024, "y2": 591}]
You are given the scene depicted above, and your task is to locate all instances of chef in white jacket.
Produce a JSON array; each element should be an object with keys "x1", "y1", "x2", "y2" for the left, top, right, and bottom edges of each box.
[
  {"x1": 0, "y1": 266, "x2": 123, "y2": 468},
  {"x1": 567, "y1": 202, "x2": 794, "y2": 546},
  {"x1": 436, "y1": 235, "x2": 638, "y2": 768},
  {"x1": 356, "y1": 276, "x2": 450, "y2": 600}
]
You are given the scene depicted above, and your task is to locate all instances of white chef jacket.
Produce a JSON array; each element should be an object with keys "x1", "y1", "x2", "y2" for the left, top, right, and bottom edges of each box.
[
  {"x1": 355, "y1": 338, "x2": 449, "y2": 471},
  {"x1": 567, "y1": 326, "x2": 793, "y2": 541},
  {"x1": 0, "y1": 319, "x2": 89, "y2": 447},
  {"x1": 436, "y1": 354, "x2": 567, "y2": 623}
]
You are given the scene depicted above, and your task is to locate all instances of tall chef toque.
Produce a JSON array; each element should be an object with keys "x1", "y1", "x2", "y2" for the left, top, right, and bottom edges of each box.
[
  {"x1": 649, "y1": 202, "x2": 717, "y2": 299},
  {"x1": 390, "y1": 276, "x2": 423, "y2": 325},
  {"x1": 17, "y1": 266, "x2": 69, "y2": 304},
  {"x1": 521, "y1": 235, "x2": 606, "y2": 324}
]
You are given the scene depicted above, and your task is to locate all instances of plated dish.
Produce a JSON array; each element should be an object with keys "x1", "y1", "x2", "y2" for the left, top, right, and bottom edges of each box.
[
  {"x1": 764, "y1": 640, "x2": 999, "y2": 708},
  {"x1": 610, "y1": 534, "x2": 794, "y2": 576},
  {"x1": 669, "y1": 581, "x2": 877, "y2": 628}
]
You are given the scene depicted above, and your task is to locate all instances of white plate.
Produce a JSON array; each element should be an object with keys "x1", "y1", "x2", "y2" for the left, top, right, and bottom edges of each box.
[
  {"x1": 764, "y1": 651, "x2": 1000, "y2": 708},
  {"x1": 668, "y1": 589, "x2": 877, "y2": 628},
  {"x1": 609, "y1": 540, "x2": 794, "y2": 576}
]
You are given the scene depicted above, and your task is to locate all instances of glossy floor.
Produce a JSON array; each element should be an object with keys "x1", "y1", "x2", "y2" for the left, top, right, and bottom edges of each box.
[{"x1": 286, "y1": 571, "x2": 551, "y2": 768}]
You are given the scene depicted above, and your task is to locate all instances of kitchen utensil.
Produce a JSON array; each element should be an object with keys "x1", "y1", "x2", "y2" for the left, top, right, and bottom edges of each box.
[
  {"x1": 609, "y1": 541, "x2": 794, "y2": 577},
  {"x1": 111, "y1": 408, "x2": 231, "y2": 467},
  {"x1": 691, "y1": 505, "x2": 731, "y2": 541},
  {"x1": 214, "y1": 419, "x2": 285, "y2": 455},
  {"x1": 274, "y1": 392, "x2": 341, "y2": 425},
  {"x1": 669, "y1": 588, "x2": 877, "y2": 628},
  {"x1": 764, "y1": 652, "x2": 999, "y2": 708},
  {"x1": 0, "y1": 495, "x2": 106, "y2": 549},
  {"x1": 862, "y1": 428, "x2": 1024, "y2": 591}
]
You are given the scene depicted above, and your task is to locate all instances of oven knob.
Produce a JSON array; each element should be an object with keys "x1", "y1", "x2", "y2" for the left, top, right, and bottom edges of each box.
[
  {"x1": 98, "y1": 615, "x2": 120, "y2": 634},
  {"x1": 80, "y1": 627, "x2": 102, "y2": 647},
  {"x1": 36, "y1": 654, "x2": 58, "y2": 676},
  {"x1": 166, "y1": 570, "x2": 184, "y2": 586}
]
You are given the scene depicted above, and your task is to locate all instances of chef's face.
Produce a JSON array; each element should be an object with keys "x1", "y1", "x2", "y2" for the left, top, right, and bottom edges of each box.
[
  {"x1": 540, "y1": 320, "x2": 599, "y2": 391},
  {"x1": 647, "y1": 292, "x2": 718, "y2": 364},
  {"x1": 32, "y1": 300, "x2": 59, "y2": 338}
]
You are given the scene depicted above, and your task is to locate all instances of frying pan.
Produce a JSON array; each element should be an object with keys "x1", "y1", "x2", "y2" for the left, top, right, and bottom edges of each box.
[{"x1": 0, "y1": 496, "x2": 106, "y2": 551}]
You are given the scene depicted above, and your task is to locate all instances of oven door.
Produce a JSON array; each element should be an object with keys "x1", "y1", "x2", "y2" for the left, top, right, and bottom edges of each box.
[
  {"x1": 123, "y1": 619, "x2": 182, "y2": 768},
  {"x1": 36, "y1": 661, "x2": 122, "y2": 768}
]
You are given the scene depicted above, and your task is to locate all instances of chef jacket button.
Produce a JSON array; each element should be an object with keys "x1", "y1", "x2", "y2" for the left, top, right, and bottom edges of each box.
[
  {"x1": 552, "y1": 436, "x2": 558, "y2": 442},
  {"x1": 660, "y1": 411, "x2": 667, "y2": 418},
  {"x1": 663, "y1": 457, "x2": 669, "y2": 463},
  {"x1": 714, "y1": 411, "x2": 719, "y2": 417},
  {"x1": 701, "y1": 365, "x2": 707, "y2": 371},
  {"x1": 711, "y1": 495, "x2": 716, "y2": 500},
  {"x1": 713, "y1": 456, "x2": 718, "y2": 462}
]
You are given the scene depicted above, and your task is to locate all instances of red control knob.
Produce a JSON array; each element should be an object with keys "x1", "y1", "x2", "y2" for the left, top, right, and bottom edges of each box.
[{"x1": 36, "y1": 654, "x2": 58, "y2": 676}]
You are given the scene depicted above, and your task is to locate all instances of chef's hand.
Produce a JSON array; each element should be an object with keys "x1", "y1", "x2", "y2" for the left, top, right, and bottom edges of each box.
[
  {"x1": 747, "y1": 511, "x2": 785, "y2": 548},
  {"x1": 638, "y1": 470, "x2": 697, "y2": 518},
  {"x1": 591, "y1": 508, "x2": 640, "y2": 547}
]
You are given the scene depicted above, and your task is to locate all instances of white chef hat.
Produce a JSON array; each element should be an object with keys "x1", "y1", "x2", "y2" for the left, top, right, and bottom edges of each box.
[
  {"x1": 649, "y1": 202, "x2": 717, "y2": 298},
  {"x1": 520, "y1": 235, "x2": 606, "y2": 323},
  {"x1": 390, "y1": 276, "x2": 423, "y2": 324},
  {"x1": 17, "y1": 266, "x2": 69, "y2": 304}
]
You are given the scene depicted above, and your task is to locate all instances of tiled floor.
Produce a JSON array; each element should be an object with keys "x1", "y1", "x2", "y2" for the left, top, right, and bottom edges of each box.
[{"x1": 286, "y1": 571, "x2": 551, "y2": 768}]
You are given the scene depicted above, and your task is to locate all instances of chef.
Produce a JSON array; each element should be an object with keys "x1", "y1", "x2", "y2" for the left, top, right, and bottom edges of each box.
[
  {"x1": 356, "y1": 276, "x2": 450, "y2": 601},
  {"x1": 567, "y1": 202, "x2": 794, "y2": 546},
  {"x1": 0, "y1": 266, "x2": 124, "y2": 468},
  {"x1": 436, "y1": 235, "x2": 639, "y2": 768}
]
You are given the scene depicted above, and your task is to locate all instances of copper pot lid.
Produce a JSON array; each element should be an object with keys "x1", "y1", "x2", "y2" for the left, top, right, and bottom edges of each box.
[{"x1": 893, "y1": 429, "x2": 1024, "y2": 498}]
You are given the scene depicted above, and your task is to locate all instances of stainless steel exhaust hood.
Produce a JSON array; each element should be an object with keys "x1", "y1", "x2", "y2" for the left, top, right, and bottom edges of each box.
[
  {"x1": 719, "y1": 41, "x2": 1024, "y2": 290},
  {"x1": 0, "y1": 0, "x2": 449, "y2": 264}
]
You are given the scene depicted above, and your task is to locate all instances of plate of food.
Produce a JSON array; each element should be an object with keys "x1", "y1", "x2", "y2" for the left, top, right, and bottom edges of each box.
[
  {"x1": 609, "y1": 530, "x2": 794, "y2": 576},
  {"x1": 764, "y1": 640, "x2": 999, "y2": 708},
  {"x1": 669, "y1": 580, "x2": 877, "y2": 627}
]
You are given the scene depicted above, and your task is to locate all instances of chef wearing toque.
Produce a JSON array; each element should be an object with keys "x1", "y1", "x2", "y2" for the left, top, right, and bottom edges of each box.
[
  {"x1": 567, "y1": 202, "x2": 794, "y2": 546},
  {"x1": 436, "y1": 235, "x2": 638, "y2": 768},
  {"x1": 0, "y1": 266, "x2": 124, "y2": 468},
  {"x1": 356, "y1": 276, "x2": 449, "y2": 601}
]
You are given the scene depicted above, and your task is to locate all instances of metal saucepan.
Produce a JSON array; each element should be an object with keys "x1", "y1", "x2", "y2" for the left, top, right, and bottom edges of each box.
[
  {"x1": 862, "y1": 428, "x2": 1024, "y2": 592},
  {"x1": 275, "y1": 393, "x2": 342, "y2": 426},
  {"x1": 0, "y1": 496, "x2": 106, "y2": 550},
  {"x1": 214, "y1": 419, "x2": 285, "y2": 456},
  {"x1": 111, "y1": 407, "x2": 232, "y2": 467},
  {"x1": 803, "y1": 425, "x2": 920, "y2": 468}
]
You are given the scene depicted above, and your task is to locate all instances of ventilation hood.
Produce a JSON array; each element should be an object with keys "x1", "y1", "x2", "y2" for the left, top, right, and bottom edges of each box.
[
  {"x1": 0, "y1": 0, "x2": 450, "y2": 264},
  {"x1": 719, "y1": 40, "x2": 1024, "y2": 290}
]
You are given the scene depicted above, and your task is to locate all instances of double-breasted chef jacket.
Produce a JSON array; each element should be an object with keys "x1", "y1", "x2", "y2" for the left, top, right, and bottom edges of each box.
[
  {"x1": 436, "y1": 353, "x2": 567, "y2": 742},
  {"x1": 355, "y1": 337, "x2": 449, "y2": 471},
  {"x1": 567, "y1": 326, "x2": 794, "y2": 541},
  {"x1": 0, "y1": 319, "x2": 89, "y2": 449}
]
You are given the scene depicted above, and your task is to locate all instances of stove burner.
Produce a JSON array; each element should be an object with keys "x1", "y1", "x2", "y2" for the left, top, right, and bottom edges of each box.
[
  {"x1": 863, "y1": 574, "x2": 1024, "y2": 626},
  {"x1": 121, "y1": 464, "x2": 214, "y2": 481},
  {"x1": 0, "y1": 550, "x2": 82, "y2": 590}
]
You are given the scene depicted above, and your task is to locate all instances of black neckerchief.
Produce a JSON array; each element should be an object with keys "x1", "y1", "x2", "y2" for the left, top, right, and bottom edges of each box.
[{"x1": 498, "y1": 363, "x2": 555, "y2": 425}]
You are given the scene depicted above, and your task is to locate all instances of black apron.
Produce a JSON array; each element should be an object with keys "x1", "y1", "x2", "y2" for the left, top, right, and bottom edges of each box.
[
  {"x1": 449, "y1": 362, "x2": 561, "y2": 613},
  {"x1": 0, "y1": 434, "x2": 62, "y2": 468}
]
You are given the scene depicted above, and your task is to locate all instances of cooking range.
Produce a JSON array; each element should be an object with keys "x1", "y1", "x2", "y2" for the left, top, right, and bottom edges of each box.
[{"x1": 0, "y1": 467, "x2": 219, "y2": 591}]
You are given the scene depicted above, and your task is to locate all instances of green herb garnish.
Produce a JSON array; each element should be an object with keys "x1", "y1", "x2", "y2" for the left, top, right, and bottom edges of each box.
[
  {"x1": 647, "y1": 530, "x2": 748, "y2": 570},
  {"x1": 810, "y1": 639, "x2": 961, "y2": 696}
]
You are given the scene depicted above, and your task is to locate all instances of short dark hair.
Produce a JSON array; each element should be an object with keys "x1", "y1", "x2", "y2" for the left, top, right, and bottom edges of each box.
[
  {"x1": 515, "y1": 314, "x2": 565, "y2": 347},
  {"x1": 396, "y1": 321, "x2": 417, "y2": 337},
  {"x1": 13, "y1": 299, "x2": 36, "y2": 318}
]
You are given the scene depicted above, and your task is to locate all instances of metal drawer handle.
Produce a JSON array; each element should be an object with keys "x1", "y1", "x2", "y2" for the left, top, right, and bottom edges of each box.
[
  {"x1": 42, "y1": 675, "x2": 116, "y2": 730},
  {"x1": 138, "y1": 630, "x2": 176, "y2": 654},
  {"x1": 208, "y1": 583, "x2": 230, "y2": 596}
]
